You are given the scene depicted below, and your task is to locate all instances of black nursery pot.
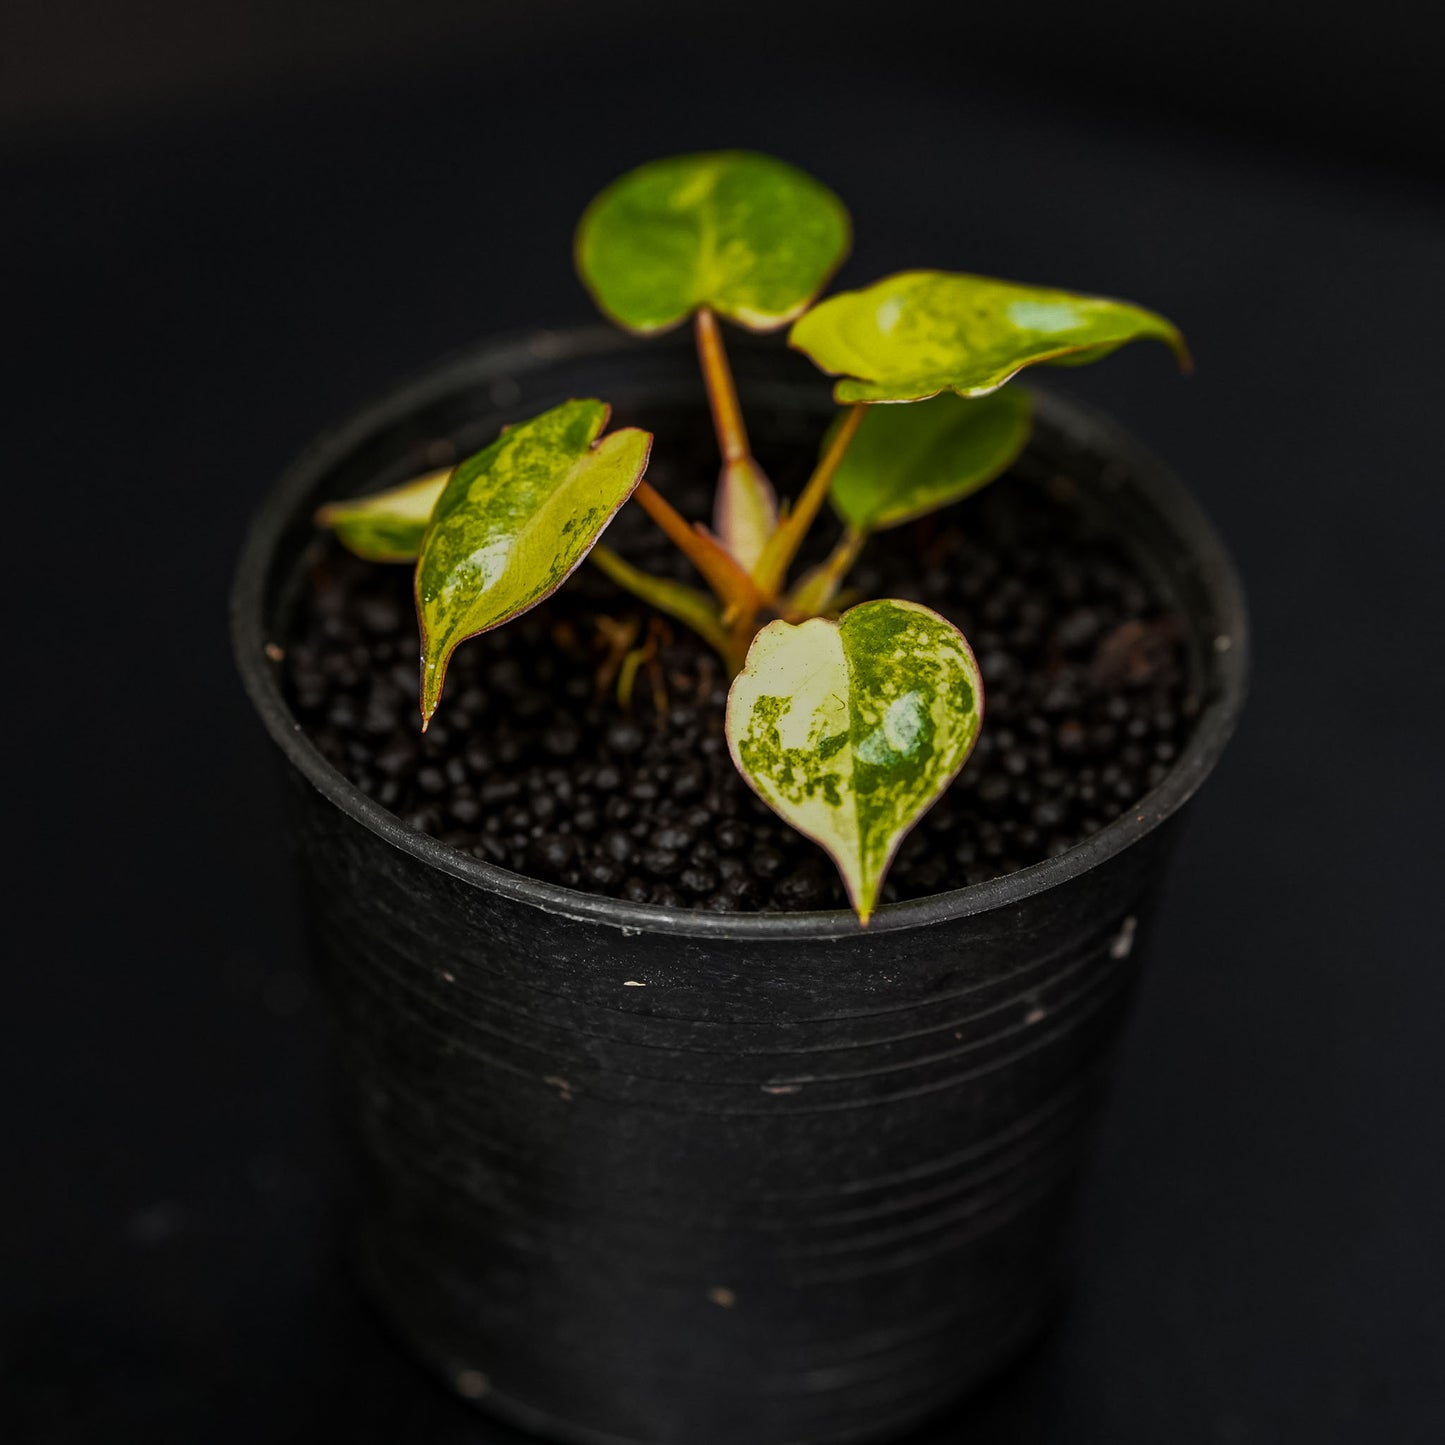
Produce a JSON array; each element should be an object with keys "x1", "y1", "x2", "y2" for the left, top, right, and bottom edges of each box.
[{"x1": 233, "y1": 327, "x2": 1247, "y2": 1445}]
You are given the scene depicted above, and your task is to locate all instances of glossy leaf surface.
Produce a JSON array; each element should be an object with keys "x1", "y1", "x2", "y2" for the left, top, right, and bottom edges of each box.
[
  {"x1": 316, "y1": 469, "x2": 449, "y2": 562},
  {"x1": 790, "y1": 270, "x2": 1188, "y2": 403},
  {"x1": 829, "y1": 389, "x2": 1032, "y2": 532},
  {"x1": 417, "y1": 400, "x2": 650, "y2": 724},
  {"x1": 726, "y1": 600, "x2": 983, "y2": 923},
  {"x1": 576, "y1": 151, "x2": 850, "y2": 334}
]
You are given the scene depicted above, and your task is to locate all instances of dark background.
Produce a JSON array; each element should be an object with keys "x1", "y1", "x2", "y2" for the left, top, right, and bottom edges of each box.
[{"x1": 4, "y1": 2, "x2": 1443, "y2": 1441}]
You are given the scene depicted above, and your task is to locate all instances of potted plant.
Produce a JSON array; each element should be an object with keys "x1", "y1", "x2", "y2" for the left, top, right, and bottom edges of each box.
[{"x1": 233, "y1": 151, "x2": 1246, "y2": 1445}]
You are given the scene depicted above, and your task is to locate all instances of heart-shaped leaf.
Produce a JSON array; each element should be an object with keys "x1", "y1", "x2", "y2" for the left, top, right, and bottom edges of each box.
[
  {"x1": 576, "y1": 150, "x2": 851, "y2": 334},
  {"x1": 828, "y1": 389, "x2": 1033, "y2": 533},
  {"x1": 316, "y1": 468, "x2": 449, "y2": 561},
  {"x1": 417, "y1": 400, "x2": 651, "y2": 724},
  {"x1": 726, "y1": 599, "x2": 983, "y2": 923},
  {"x1": 790, "y1": 270, "x2": 1188, "y2": 403}
]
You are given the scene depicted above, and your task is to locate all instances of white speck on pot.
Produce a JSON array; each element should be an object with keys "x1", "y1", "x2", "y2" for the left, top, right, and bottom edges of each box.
[
  {"x1": 440, "y1": 970, "x2": 455, "y2": 983},
  {"x1": 1024, "y1": 1003, "x2": 1046, "y2": 1025},
  {"x1": 543, "y1": 1074, "x2": 575, "y2": 1102},
  {"x1": 708, "y1": 1287, "x2": 736, "y2": 1308},
  {"x1": 455, "y1": 1369, "x2": 490, "y2": 1399},
  {"x1": 761, "y1": 1083, "x2": 801, "y2": 1095},
  {"x1": 264, "y1": 642, "x2": 285, "y2": 662},
  {"x1": 1214, "y1": 633, "x2": 1233, "y2": 652},
  {"x1": 623, "y1": 979, "x2": 646, "y2": 987},
  {"x1": 1110, "y1": 916, "x2": 1138, "y2": 960}
]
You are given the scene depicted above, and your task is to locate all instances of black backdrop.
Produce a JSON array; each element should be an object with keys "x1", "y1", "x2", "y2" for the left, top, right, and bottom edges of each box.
[{"x1": 4, "y1": 3, "x2": 1444, "y2": 1442}]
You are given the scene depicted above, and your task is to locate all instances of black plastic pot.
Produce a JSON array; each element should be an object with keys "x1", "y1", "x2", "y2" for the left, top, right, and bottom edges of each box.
[{"x1": 232, "y1": 327, "x2": 1247, "y2": 1445}]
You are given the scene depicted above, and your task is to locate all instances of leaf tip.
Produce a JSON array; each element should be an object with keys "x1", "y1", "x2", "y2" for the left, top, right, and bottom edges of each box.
[{"x1": 418, "y1": 652, "x2": 445, "y2": 732}]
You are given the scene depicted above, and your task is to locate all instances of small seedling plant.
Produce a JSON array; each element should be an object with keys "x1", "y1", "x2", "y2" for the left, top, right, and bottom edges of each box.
[{"x1": 319, "y1": 151, "x2": 1187, "y2": 923}]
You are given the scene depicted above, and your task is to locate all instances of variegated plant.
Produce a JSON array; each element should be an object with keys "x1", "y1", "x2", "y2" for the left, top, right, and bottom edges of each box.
[{"x1": 318, "y1": 149, "x2": 1187, "y2": 922}]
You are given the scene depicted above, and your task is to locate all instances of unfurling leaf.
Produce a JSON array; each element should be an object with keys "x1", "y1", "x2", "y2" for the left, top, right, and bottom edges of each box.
[
  {"x1": 316, "y1": 469, "x2": 449, "y2": 561},
  {"x1": 726, "y1": 600, "x2": 983, "y2": 923},
  {"x1": 828, "y1": 389, "x2": 1033, "y2": 532},
  {"x1": 714, "y1": 454, "x2": 779, "y2": 572},
  {"x1": 576, "y1": 151, "x2": 851, "y2": 335},
  {"x1": 790, "y1": 270, "x2": 1189, "y2": 403},
  {"x1": 417, "y1": 400, "x2": 651, "y2": 725}
]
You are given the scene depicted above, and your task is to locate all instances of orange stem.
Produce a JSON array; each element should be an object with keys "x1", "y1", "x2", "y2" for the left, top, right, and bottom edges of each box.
[
  {"x1": 694, "y1": 308, "x2": 750, "y2": 464},
  {"x1": 632, "y1": 481, "x2": 768, "y2": 620},
  {"x1": 755, "y1": 403, "x2": 867, "y2": 597}
]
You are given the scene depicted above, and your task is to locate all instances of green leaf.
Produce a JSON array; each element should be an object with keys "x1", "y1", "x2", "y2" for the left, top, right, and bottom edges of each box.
[
  {"x1": 726, "y1": 599, "x2": 983, "y2": 923},
  {"x1": 828, "y1": 389, "x2": 1033, "y2": 533},
  {"x1": 316, "y1": 469, "x2": 449, "y2": 562},
  {"x1": 789, "y1": 270, "x2": 1189, "y2": 403},
  {"x1": 575, "y1": 150, "x2": 851, "y2": 334},
  {"x1": 417, "y1": 400, "x2": 651, "y2": 725}
]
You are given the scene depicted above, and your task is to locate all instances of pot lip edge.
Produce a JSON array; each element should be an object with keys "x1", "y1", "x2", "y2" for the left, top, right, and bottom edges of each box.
[{"x1": 230, "y1": 324, "x2": 1250, "y2": 942}]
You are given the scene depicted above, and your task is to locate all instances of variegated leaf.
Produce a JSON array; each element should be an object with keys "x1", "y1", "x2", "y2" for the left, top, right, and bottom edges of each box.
[
  {"x1": 790, "y1": 269, "x2": 1188, "y2": 403},
  {"x1": 575, "y1": 151, "x2": 851, "y2": 334},
  {"x1": 316, "y1": 469, "x2": 449, "y2": 562},
  {"x1": 726, "y1": 599, "x2": 983, "y2": 923},
  {"x1": 417, "y1": 400, "x2": 650, "y2": 724},
  {"x1": 828, "y1": 389, "x2": 1033, "y2": 532}
]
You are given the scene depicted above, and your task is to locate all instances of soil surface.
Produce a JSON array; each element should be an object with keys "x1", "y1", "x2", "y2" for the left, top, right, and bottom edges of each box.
[{"x1": 280, "y1": 417, "x2": 1195, "y2": 913}]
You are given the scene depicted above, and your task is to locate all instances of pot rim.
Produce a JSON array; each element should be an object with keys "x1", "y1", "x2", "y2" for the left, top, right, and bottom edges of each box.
[{"x1": 231, "y1": 325, "x2": 1249, "y2": 942}]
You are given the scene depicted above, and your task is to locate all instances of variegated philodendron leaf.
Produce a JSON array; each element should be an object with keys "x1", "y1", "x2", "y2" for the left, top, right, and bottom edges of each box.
[
  {"x1": 790, "y1": 270, "x2": 1189, "y2": 403},
  {"x1": 575, "y1": 151, "x2": 851, "y2": 334},
  {"x1": 726, "y1": 600, "x2": 983, "y2": 923},
  {"x1": 316, "y1": 469, "x2": 450, "y2": 562},
  {"x1": 829, "y1": 389, "x2": 1033, "y2": 533},
  {"x1": 417, "y1": 399, "x2": 651, "y2": 725}
]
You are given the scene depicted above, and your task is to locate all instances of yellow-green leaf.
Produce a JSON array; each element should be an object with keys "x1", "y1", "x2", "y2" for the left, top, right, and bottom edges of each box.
[
  {"x1": 790, "y1": 270, "x2": 1189, "y2": 403},
  {"x1": 417, "y1": 400, "x2": 650, "y2": 725},
  {"x1": 315, "y1": 469, "x2": 450, "y2": 562},
  {"x1": 828, "y1": 389, "x2": 1032, "y2": 532},
  {"x1": 726, "y1": 600, "x2": 983, "y2": 923},
  {"x1": 575, "y1": 151, "x2": 851, "y2": 335}
]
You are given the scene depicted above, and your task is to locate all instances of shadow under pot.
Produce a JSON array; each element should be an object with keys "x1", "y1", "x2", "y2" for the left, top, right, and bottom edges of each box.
[{"x1": 232, "y1": 326, "x2": 1247, "y2": 1445}]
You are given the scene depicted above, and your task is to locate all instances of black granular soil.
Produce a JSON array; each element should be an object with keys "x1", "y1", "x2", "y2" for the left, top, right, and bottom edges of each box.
[{"x1": 280, "y1": 418, "x2": 1195, "y2": 913}]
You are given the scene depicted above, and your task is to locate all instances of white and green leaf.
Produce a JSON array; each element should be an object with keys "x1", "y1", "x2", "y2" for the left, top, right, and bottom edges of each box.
[
  {"x1": 828, "y1": 389, "x2": 1033, "y2": 533},
  {"x1": 316, "y1": 468, "x2": 449, "y2": 562},
  {"x1": 417, "y1": 399, "x2": 651, "y2": 725},
  {"x1": 790, "y1": 269, "x2": 1188, "y2": 403},
  {"x1": 575, "y1": 150, "x2": 851, "y2": 334},
  {"x1": 726, "y1": 599, "x2": 983, "y2": 923}
]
